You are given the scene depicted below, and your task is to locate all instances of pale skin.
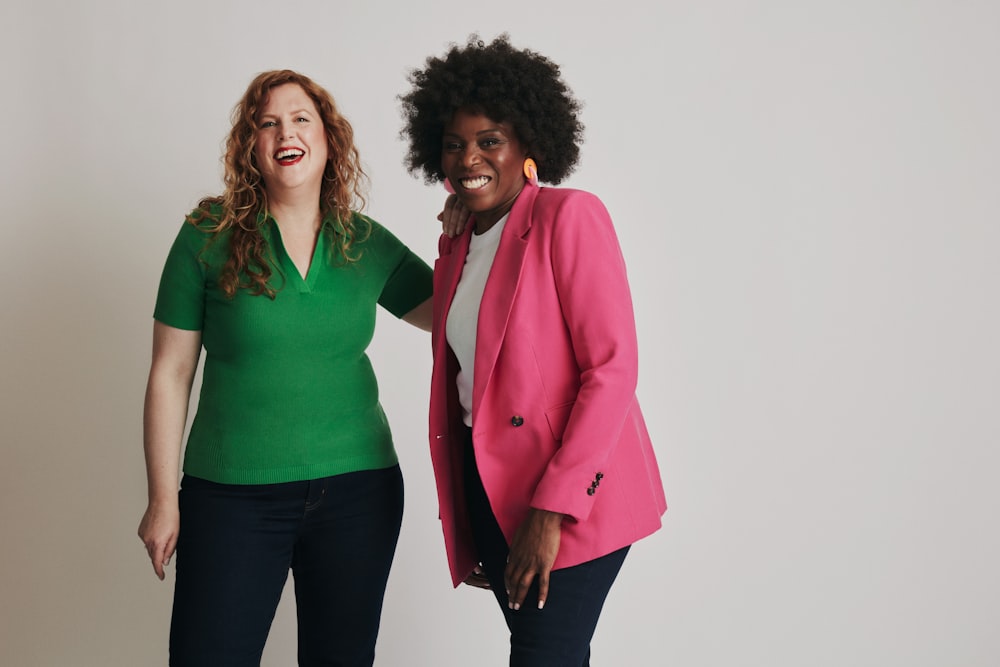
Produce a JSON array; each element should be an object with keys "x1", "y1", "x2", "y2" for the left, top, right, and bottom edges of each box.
[
  {"x1": 137, "y1": 83, "x2": 461, "y2": 576},
  {"x1": 441, "y1": 109, "x2": 566, "y2": 611},
  {"x1": 438, "y1": 194, "x2": 468, "y2": 238},
  {"x1": 138, "y1": 321, "x2": 200, "y2": 580}
]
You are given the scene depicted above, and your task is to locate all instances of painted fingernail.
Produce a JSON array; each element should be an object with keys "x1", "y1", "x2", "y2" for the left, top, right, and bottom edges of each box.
[
  {"x1": 513, "y1": 602, "x2": 520, "y2": 611},
  {"x1": 538, "y1": 600, "x2": 545, "y2": 610}
]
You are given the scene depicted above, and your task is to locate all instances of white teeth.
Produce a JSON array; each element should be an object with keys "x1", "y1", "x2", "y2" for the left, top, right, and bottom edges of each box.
[
  {"x1": 460, "y1": 176, "x2": 489, "y2": 190},
  {"x1": 276, "y1": 149, "x2": 304, "y2": 159}
]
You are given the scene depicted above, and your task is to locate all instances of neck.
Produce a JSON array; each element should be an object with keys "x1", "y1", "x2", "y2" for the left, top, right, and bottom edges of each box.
[
  {"x1": 267, "y1": 192, "x2": 323, "y2": 234},
  {"x1": 474, "y1": 188, "x2": 522, "y2": 235},
  {"x1": 474, "y1": 216, "x2": 502, "y2": 235}
]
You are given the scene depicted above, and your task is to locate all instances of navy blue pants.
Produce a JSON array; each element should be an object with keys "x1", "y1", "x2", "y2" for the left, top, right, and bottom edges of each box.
[
  {"x1": 169, "y1": 465, "x2": 404, "y2": 667},
  {"x1": 463, "y1": 430, "x2": 628, "y2": 666}
]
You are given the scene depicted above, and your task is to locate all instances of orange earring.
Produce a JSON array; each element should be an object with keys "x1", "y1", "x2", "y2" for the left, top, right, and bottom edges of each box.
[{"x1": 523, "y1": 158, "x2": 538, "y2": 185}]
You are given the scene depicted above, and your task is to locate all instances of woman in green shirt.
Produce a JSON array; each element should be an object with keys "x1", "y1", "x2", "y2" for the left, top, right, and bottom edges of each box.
[{"x1": 137, "y1": 70, "x2": 434, "y2": 667}]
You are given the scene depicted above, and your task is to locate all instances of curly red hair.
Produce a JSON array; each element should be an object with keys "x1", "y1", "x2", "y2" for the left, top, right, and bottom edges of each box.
[{"x1": 189, "y1": 70, "x2": 370, "y2": 298}]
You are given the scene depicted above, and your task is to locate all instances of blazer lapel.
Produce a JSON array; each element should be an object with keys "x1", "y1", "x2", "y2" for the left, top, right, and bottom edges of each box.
[{"x1": 472, "y1": 183, "x2": 540, "y2": 424}]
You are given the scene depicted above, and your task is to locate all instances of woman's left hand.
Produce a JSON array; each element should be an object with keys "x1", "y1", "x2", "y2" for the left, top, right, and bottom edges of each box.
[
  {"x1": 504, "y1": 508, "x2": 564, "y2": 611},
  {"x1": 437, "y1": 194, "x2": 472, "y2": 237}
]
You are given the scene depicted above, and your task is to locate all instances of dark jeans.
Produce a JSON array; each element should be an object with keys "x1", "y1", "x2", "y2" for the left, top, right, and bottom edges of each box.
[
  {"x1": 463, "y1": 429, "x2": 629, "y2": 667},
  {"x1": 169, "y1": 465, "x2": 404, "y2": 667}
]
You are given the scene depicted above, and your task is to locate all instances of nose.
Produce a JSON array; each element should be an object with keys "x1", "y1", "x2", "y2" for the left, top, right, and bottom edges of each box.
[
  {"x1": 278, "y1": 122, "x2": 296, "y2": 142},
  {"x1": 460, "y1": 144, "x2": 481, "y2": 168}
]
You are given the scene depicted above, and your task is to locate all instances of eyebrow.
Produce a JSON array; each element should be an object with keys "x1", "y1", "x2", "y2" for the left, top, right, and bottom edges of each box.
[
  {"x1": 259, "y1": 108, "x2": 315, "y2": 119},
  {"x1": 442, "y1": 127, "x2": 507, "y2": 138}
]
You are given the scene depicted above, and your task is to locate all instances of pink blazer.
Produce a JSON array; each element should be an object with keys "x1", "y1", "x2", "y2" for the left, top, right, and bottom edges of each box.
[{"x1": 428, "y1": 182, "x2": 667, "y2": 587}]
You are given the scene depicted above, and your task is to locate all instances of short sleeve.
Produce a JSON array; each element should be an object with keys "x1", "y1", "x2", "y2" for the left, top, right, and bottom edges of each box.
[
  {"x1": 366, "y1": 220, "x2": 433, "y2": 318},
  {"x1": 152, "y1": 222, "x2": 210, "y2": 330}
]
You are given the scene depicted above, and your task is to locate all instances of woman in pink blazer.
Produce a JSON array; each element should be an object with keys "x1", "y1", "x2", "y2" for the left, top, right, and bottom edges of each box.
[{"x1": 401, "y1": 35, "x2": 667, "y2": 666}]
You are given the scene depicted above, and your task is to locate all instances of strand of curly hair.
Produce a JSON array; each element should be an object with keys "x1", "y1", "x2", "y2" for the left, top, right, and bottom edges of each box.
[{"x1": 188, "y1": 70, "x2": 370, "y2": 299}]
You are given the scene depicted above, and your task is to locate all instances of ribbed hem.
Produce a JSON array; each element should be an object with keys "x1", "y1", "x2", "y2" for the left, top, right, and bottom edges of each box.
[{"x1": 182, "y1": 450, "x2": 399, "y2": 485}]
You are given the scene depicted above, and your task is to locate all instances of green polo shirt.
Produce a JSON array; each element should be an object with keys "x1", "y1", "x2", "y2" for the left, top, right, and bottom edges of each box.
[{"x1": 153, "y1": 210, "x2": 432, "y2": 484}]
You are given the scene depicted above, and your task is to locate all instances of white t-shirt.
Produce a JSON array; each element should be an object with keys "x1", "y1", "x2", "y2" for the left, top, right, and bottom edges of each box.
[{"x1": 445, "y1": 214, "x2": 509, "y2": 427}]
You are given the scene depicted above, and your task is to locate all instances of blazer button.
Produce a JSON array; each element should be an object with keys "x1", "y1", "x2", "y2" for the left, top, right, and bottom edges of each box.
[
  {"x1": 587, "y1": 487, "x2": 596, "y2": 496},
  {"x1": 511, "y1": 415, "x2": 524, "y2": 427}
]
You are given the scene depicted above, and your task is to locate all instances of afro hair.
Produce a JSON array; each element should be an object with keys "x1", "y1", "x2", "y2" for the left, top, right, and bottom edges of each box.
[{"x1": 400, "y1": 34, "x2": 584, "y2": 185}]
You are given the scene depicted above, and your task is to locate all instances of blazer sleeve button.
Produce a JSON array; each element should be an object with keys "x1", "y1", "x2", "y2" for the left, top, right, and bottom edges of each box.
[{"x1": 511, "y1": 415, "x2": 524, "y2": 427}]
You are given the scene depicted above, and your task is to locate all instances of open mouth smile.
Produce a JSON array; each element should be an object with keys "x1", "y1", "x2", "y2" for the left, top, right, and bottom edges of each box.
[
  {"x1": 275, "y1": 148, "x2": 305, "y2": 165},
  {"x1": 459, "y1": 176, "x2": 490, "y2": 190}
]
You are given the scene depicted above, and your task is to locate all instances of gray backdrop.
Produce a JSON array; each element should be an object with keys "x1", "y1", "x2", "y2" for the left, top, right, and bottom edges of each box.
[{"x1": 2, "y1": 1, "x2": 998, "y2": 665}]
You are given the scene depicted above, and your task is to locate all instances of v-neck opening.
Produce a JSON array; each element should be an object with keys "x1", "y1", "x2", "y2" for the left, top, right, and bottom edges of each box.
[{"x1": 268, "y1": 221, "x2": 324, "y2": 293}]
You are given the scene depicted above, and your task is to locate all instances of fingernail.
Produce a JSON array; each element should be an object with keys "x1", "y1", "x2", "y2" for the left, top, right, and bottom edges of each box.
[
  {"x1": 513, "y1": 603, "x2": 520, "y2": 611},
  {"x1": 538, "y1": 600, "x2": 545, "y2": 610}
]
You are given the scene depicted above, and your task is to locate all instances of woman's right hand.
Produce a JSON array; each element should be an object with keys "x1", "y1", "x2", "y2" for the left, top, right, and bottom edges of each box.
[
  {"x1": 138, "y1": 499, "x2": 179, "y2": 581},
  {"x1": 139, "y1": 322, "x2": 200, "y2": 581},
  {"x1": 463, "y1": 564, "x2": 492, "y2": 590}
]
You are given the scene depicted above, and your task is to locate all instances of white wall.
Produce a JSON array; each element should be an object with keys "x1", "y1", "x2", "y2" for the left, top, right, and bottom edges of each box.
[{"x1": 2, "y1": 1, "x2": 998, "y2": 665}]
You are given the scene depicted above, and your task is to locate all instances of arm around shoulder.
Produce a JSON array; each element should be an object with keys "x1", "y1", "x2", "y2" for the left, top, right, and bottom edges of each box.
[{"x1": 401, "y1": 297, "x2": 433, "y2": 332}]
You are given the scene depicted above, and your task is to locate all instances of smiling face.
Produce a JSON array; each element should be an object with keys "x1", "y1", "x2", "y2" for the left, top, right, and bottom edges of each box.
[
  {"x1": 441, "y1": 108, "x2": 529, "y2": 233},
  {"x1": 254, "y1": 83, "x2": 329, "y2": 199}
]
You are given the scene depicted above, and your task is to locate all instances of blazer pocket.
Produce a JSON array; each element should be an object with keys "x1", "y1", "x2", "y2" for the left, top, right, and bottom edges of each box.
[{"x1": 544, "y1": 401, "x2": 576, "y2": 442}]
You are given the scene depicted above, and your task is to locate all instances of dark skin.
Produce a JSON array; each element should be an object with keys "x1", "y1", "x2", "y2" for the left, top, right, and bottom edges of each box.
[
  {"x1": 441, "y1": 108, "x2": 526, "y2": 235},
  {"x1": 504, "y1": 508, "x2": 564, "y2": 610},
  {"x1": 441, "y1": 108, "x2": 566, "y2": 610},
  {"x1": 463, "y1": 509, "x2": 566, "y2": 612}
]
